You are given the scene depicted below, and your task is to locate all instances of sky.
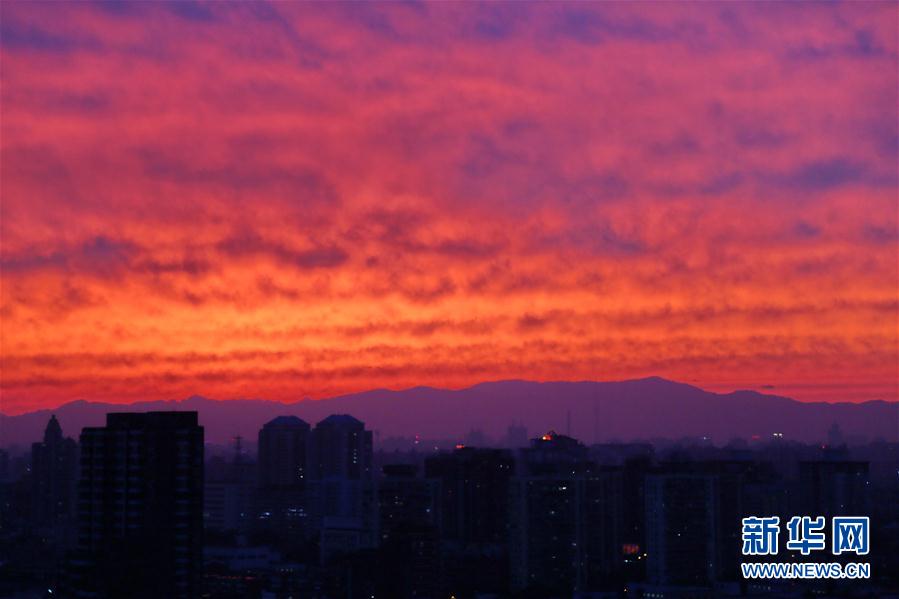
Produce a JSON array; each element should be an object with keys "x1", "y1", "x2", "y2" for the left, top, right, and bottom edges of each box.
[{"x1": 1, "y1": 2, "x2": 897, "y2": 414}]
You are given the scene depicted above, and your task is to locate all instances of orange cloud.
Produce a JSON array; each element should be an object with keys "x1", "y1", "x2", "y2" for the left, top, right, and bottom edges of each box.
[{"x1": 1, "y1": 2, "x2": 897, "y2": 413}]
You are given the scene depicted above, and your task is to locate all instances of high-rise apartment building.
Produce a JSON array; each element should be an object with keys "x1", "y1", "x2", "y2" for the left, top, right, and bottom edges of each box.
[{"x1": 73, "y1": 412, "x2": 203, "y2": 598}]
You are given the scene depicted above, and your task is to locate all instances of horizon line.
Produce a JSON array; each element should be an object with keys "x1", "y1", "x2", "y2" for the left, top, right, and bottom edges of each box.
[{"x1": 2, "y1": 376, "x2": 895, "y2": 418}]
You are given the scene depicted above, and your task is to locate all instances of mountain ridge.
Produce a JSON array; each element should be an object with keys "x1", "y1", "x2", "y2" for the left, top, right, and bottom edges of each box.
[{"x1": 2, "y1": 378, "x2": 896, "y2": 447}]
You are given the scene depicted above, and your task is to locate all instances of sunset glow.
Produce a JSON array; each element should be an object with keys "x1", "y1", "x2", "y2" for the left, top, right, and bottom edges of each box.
[{"x1": 1, "y1": 2, "x2": 897, "y2": 413}]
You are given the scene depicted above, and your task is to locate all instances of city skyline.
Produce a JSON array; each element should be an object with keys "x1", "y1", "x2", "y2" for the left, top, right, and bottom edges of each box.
[
  {"x1": 2, "y1": 408, "x2": 893, "y2": 597},
  {"x1": 2, "y1": 2, "x2": 897, "y2": 413}
]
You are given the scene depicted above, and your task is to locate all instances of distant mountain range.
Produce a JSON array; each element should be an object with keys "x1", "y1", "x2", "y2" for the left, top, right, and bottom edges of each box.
[{"x1": 1, "y1": 378, "x2": 896, "y2": 447}]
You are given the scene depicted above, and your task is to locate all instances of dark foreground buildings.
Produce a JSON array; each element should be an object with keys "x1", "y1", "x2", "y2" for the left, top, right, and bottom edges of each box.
[
  {"x1": 70, "y1": 412, "x2": 204, "y2": 598},
  {"x1": 1, "y1": 411, "x2": 897, "y2": 598},
  {"x1": 509, "y1": 432, "x2": 621, "y2": 594},
  {"x1": 376, "y1": 464, "x2": 441, "y2": 598},
  {"x1": 425, "y1": 446, "x2": 515, "y2": 595}
]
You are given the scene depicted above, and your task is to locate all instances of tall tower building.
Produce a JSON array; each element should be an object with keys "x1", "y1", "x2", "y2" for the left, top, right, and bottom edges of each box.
[
  {"x1": 309, "y1": 414, "x2": 376, "y2": 557},
  {"x1": 377, "y1": 464, "x2": 440, "y2": 598},
  {"x1": 31, "y1": 415, "x2": 78, "y2": 546},
  {"x1": 508, "y1": 434, "x2": 620, "y2": 594},
  {"x1": 74, "y1": 412, "x2": 203, "y2": 598},
  {"x1": 425, "y1": 446, "x2": 515, "y2": 595},
  {"x1": 255, "y1": 416, "x2": 312, "y2": 538}
]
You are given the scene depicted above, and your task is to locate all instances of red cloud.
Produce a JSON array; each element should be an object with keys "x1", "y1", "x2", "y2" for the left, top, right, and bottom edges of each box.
[{"x1": 1, "y1": 2, "x2": 896, "y2": 413}]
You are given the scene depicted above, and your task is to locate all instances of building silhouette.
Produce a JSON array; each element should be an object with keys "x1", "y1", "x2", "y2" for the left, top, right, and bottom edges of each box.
[
  {"x1": 424, "y1": 446, "x2": 515, "y2": 595},
  {"x1": 509, "y1": 433, "x2": 621, "y2": 594},
  {"x1": 255, "y1": 416, "x2": 312, "y2": 540},
  {"x1": 310, "y1": 414, "x2": 372, "y2": 480},
  {"x1": 645, "y1": 473, "x2": 718, "y2": 588},
  {"x1": 31, "y1": 415, "x2": 78, "y2": 547},
  {"x1": 502, "y1": 423, "x2": 529, "y2": 449},
  {"x1": 425, "y1": 446, "x2": 514, "y2": 546},
  {"x1": 799, "y1": 460, "x2": 869, "y2": 518},
  {"x1": 258, "y1": 416, "x2": 311, "y2": 486},
  {"x1": 708, "y1": 460, "x2": 785, "y2": 582},
  {"x1": 204, "y1": 436, "x2": 255, "y2": 533},
  {"x1": 377, "y1": 464, "x2": 441, "y2": 598},
  {"x1": 3, "y1": 407, "x2": 896, "y2": 598},
  {"x1": 27, "y1": 415, "x2": 79, "y2": 593},
  {"x1": 309, "y1": 414, "x2": 376, "y2": 558},
  {"x1": 72, "y1": 412, "x2": 203, "y2": 598},
  {"x1": 520, "y1": 430, "x2": 592, "y2": 475}
]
